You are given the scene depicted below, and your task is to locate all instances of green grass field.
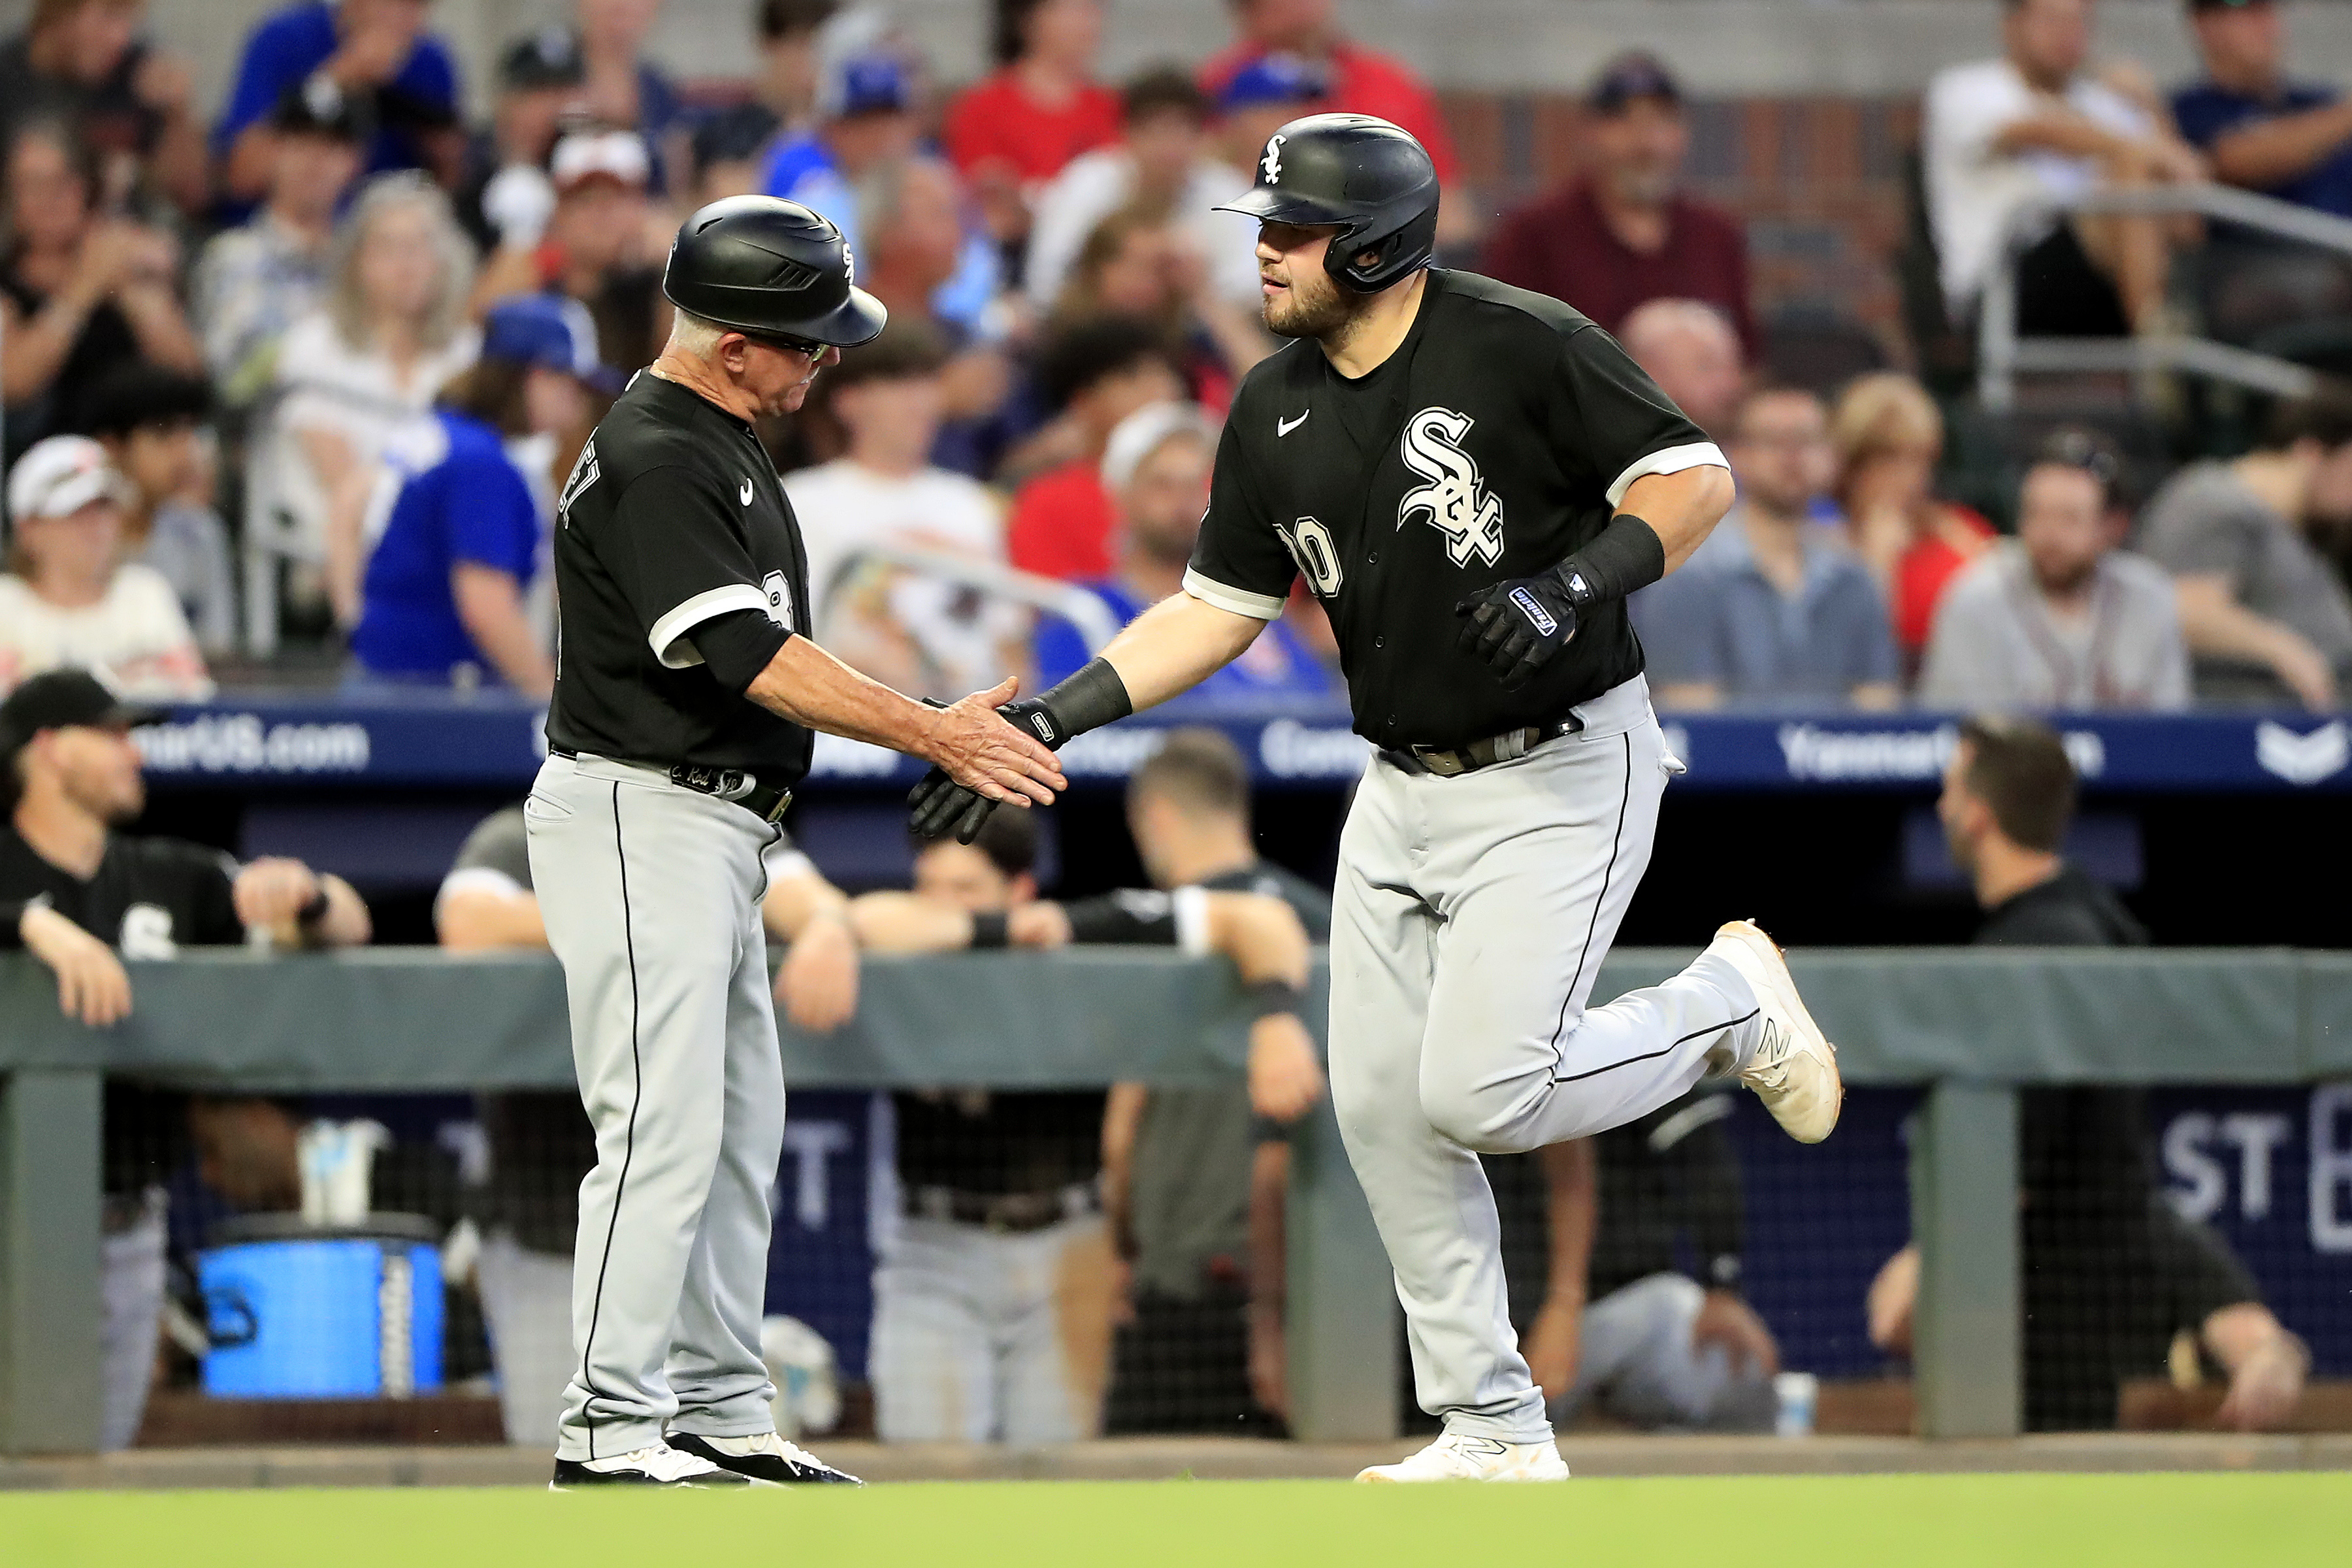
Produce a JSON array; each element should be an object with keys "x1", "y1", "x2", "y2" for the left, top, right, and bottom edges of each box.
[{"x1": 4, "y1": 1473, "x2": 2349, "y2": 1568}]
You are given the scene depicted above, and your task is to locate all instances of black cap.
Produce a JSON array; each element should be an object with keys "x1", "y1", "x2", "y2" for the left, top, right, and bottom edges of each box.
[
  {"x1": 1213, "y1": 112, "x2": 1440, "y2": 293},
  {"x1": 661, "y1": 196, "x2": 887, "y2": 347},
  {"x1": 1590, "y1": 51, "x2": 1682, "y2": 115},
  {"x1": 500, "y1": 27, "x2": 586, "y2": 91},
  {"x1": 0, "y1": 670, "x2": 163, "y2": 762},
  {"x1": 270, "y1": 73, "x2": 367, "y2": 141}
]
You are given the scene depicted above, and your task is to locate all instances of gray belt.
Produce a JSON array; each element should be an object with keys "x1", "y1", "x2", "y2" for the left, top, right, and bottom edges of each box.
[{"x1": 1382, "y1": 715, "x2": 1584, "y2": 777}]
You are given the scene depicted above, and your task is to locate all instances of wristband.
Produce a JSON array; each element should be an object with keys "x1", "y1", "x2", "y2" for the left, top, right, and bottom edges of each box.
[
  {"x1": 1552, "y1": 514, "x2": 1666, "y2": 606},
  {"x1": 968, "y1": 910, "x2": 1010, "y2": 949},
  {"x1": 296, "y1": 886, "x2": 333, "y2": 928},
  {"x1": 1245, "y1": 978, "x2": 1305, "y2": 1019},
  {"x1": 1024, "y1": 657, "x2": 1134, "y2": 747}
]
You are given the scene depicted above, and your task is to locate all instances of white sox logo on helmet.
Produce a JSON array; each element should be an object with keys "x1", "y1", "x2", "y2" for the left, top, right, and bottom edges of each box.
[
  {"x1": 1261, "y1": 135, "x2": 1286, "y2": 184},
  {"x1": 1397, "y1": 407, "x2": 1505, "y2": 567}
]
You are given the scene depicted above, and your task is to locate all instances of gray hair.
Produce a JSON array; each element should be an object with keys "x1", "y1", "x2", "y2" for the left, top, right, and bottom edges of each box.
[
  {"x1": 667, "y1": 308, "x2": 728, "y2": 359},
  {"x1": 326, "y1": 172, "x2": 476, "y2": 355}
]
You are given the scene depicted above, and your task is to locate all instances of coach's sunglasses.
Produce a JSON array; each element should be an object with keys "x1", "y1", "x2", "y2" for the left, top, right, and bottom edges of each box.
[{"x1": 740, "y1": 329, "x2": 830, "y2": 359}]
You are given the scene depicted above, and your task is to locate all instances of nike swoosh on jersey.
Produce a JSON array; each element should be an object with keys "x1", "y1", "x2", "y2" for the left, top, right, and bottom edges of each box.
[
  {"x1": 1277, "y1": 411, "x2": 1310, "y2": 436},
  {"x1": 740, "y1": 478, "x2": 755, "y2": 505}
]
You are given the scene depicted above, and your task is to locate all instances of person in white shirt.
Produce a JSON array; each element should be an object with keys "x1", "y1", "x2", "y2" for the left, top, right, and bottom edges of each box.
[
  {"x1": 1924, "y1": 0, "x2": 2203, "y2": 336},
  {"x1": 253, "y1": 172, "x2": 479, "y2": 640},
  {"x1": 1, "y1": 436, "x2": 210, "y2": 698},
  {"x1": 1026, "y1": 65, "x2": 1259, "y2": 315},
  {"x1": 785, "y1": 323, "x2": 1030, "y2": 703},
  {"x1": 1921, "y1": 429, "x2": 2191, "y2": 711}
]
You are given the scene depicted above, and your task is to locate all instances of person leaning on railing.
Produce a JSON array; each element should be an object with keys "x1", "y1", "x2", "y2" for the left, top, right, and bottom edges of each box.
[
  {"x1": 845, "y1": 773, "x2": 1324, "y2": 1444},
  {"x1": 1866, "y1": 714, "x2": 2308, "y2": 1432},
  {"x1": 0, "y1": 668, "x2": 372, "y2": 1452}
]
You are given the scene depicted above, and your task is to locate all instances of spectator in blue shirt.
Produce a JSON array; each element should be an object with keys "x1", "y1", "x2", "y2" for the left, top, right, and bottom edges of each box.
[
  {"x1": 1033, "y1": 400, "x2": 1333, "y2": 706},
  {"x1": 346, "y1": 296, "x2": 602, "y2": 696},
  {"x1": 2173, "y1": 0, "x2": 2352, "y2": 219},
  {"x1": 760, "y1": 41, "x2": 1002, "y2": 335},
  {"x1": 1634, "y1": 386, "x2": 1901, "y2": 710},
  {"x1": 213, "y1": 0, "x2": 461, "y2": 212},
  {"x1": 2170, "y1": 0, "x2": 2352, "y2": 341}
]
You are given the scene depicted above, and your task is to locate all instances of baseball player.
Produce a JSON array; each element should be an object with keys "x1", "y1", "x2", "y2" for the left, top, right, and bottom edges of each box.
[
  {"x1": 529, "y1": 195, "x2": 1064, "y2": 1488},
  {"x1": 909, "y1": 114, "x2": 1842, "y2": 1482}
]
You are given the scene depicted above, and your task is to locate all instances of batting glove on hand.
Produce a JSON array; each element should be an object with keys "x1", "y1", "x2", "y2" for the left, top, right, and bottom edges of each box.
[
  {"x1": 907, "y1": 696, "x2": 1062, "y2": 845},
  {"x1": 1454, "y1": 568, "x2": 1584, "y2": 690}
]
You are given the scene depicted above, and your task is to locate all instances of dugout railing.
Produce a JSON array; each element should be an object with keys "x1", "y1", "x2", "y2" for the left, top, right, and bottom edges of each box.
[{"x1": 4, "y1": 947, "x2": 2349, "y2": 1455}]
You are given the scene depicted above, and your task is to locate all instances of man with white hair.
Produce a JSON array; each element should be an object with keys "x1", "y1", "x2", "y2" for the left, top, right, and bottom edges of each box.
[
  {"x1": 530, "y1": 195, "x2": 1064, "y2": 1488},
  {"x1": 1616, "y1": 297, "x2": 1744, "y2": 438},
  {"x1": 1030, "y1": 400, "x2": 1332, "y2": 700}
]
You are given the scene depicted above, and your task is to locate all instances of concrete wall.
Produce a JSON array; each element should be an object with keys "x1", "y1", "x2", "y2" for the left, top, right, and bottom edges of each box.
[{"x1": 14, "y1": 1, "x2": 2352, "y2": 118}]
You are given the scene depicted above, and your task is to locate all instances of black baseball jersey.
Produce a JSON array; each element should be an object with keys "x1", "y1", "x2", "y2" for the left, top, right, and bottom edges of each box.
[
  {"x1": 1, "y1": 826, "x2": 246, "y2": 1196},
  {"x1": 546, "y1": 370, "x2": 814, "y2": 777},
  {"x1": 1186, "y1": 269, "x2": 1724, "y2": 751}
]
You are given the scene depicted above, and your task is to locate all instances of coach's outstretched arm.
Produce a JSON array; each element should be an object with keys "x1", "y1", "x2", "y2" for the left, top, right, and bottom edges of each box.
[{"x1": 739, "y1": 639, "x2": 1066, "y2": 808}]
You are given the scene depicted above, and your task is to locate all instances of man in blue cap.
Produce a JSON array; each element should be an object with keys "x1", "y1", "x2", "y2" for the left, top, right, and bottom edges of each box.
[{"x1": 344, "y1": 295, "x2": 609, "y2": 696}]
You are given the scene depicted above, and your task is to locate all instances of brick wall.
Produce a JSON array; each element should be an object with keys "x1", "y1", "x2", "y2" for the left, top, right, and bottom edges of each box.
[{"x1": 1442, "y1": 93, "x2": 1920, "y2": 356}]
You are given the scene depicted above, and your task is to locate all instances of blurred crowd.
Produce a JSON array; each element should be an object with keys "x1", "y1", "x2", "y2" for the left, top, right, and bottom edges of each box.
[{"x1": 5, "y1": 0, "x2": 2352, "y2": 721}]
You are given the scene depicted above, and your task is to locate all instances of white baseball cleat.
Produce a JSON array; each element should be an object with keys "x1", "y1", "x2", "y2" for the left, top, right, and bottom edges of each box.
[
  {"x1": 1709, "y1": 919, "x2": 1842, "y2": 1144},
  {"x1": 1355, "y1": 1432, "x2": 1571, "y2": 1483},
  {"x1": 549, "y1": 1443, "x2": 758, "y2": 1490}
]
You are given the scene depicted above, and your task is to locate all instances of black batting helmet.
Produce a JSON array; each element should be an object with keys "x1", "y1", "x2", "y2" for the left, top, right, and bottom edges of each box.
[
  {"x1": 1214, "y1": 112, "x2": 1439, "y2": 293},
  {"x1": 662, "y1": 195, "x2": 887, "y2": 348}
]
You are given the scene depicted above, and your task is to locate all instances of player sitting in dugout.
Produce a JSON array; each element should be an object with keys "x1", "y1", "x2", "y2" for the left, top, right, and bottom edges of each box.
[
  {"x1": 846, "y1": 746, "x2": 1325, "y2": 1443},
  {"x1": 433, "y1": 799, "x2": 860, "y2": 1449},
  {"x1": 0, "y1": 668, "x2": 374, "y2": 1451}
]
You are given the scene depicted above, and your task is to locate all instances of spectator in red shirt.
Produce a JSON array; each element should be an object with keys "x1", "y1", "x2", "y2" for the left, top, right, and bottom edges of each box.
[
  {"x1": 1198, "y1": 0, "x2": 1461, "y2": 193},
  {"x1": 1004, "y1": 315, "x2": 1183, "y2": 580},
  {"x1": 943, "y1": 0, "x2": 1119, "y2": 251},
  {"x1": 1482, "y1": 53, "x2": 1757, "y2": 360},
  {"x1": 1830, "y1": 371, "x2": 1997, "y2": 666}
]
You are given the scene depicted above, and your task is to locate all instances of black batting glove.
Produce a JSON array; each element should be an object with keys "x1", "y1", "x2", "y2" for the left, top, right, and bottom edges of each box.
[
  {"x1": 1454, "y1": 568, "x2": 1587, "y2": 691},
  {"x1": 906, "y1": 696, "x2": 1062, "y2": 845}
]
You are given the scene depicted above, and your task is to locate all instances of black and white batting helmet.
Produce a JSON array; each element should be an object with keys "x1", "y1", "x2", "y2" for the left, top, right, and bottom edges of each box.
[
  {"x1": 662, "y1": 195, "x2": 887, "y2": 348},
  {"x1": 1214, "y1": 112, "x2": 1441, "y2": 293}
]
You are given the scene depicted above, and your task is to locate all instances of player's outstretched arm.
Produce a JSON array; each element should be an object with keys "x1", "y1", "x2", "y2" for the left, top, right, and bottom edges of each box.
[
  {"x1": 1098, "y1": 591, "x2": 1271, "y2": 711},
  {"x1": 907, "y1": 593, "x2": 1268, "y2": 843},
  {"x1": 743, "y1": 638, "x2": 1066, "y2": 806}
]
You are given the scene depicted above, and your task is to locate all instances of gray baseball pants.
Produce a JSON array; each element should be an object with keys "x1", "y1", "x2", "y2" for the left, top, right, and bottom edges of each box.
[
  {"x1": 525, "y1": 751, "x2": 784, "y2": 1462},
  {"x1": 1328, "y1": 676, "x2": 1765, "y2": 1445}
]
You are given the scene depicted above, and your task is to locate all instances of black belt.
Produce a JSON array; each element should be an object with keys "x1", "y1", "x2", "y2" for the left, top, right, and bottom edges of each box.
[
  {"x1": 1381, "y1": 715, "x2": 1584, "y2": 777},
  {"x1": 550, "y1": 747, "x2": 795, "y2": 824},
  {"x1": 903, "y1": 1181, "x2": 1100, "y2": 1234}
]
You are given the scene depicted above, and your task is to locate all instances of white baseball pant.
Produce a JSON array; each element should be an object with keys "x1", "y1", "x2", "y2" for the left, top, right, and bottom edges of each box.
[
  {"x1": 526, "y1": 751, "x2": 785, "y2": 1462},
  {"x1": 1329, "y1": 676, "x2": 1765, "y2": 1445}
]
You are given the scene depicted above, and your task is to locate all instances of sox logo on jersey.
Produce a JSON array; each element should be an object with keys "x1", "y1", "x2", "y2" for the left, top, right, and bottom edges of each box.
[{"x1": 1398, "y1": 406, "x2": 1505, "y2": 567}]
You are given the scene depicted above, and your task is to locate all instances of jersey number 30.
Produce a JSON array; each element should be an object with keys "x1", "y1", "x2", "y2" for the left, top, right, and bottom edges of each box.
[{"x1": 1275, "y1": 515, "x2": 1343, "y2": 598}]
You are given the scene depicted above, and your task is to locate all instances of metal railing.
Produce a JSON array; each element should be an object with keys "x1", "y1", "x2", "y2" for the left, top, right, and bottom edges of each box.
[
  {"x1": 1978, "y1": 182, "x2": 2352, "y2": 411},
  {"x1": 5, "y1": 947, "x2": 2349, "y2": 1454}
]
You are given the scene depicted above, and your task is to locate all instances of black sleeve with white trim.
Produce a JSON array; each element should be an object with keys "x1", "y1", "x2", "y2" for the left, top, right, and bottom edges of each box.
[
  {"x1": 609, "y1": 463, "x2": 781, "y2": 670},
  {"x1": 691, "y1": 608, "x2": 792, "y2": 695},
  {"x1": 1551, "y1": 325, "x2": 1728, "y2": 509},
  {"x1": 1185, "y1": 417, "x2": 1296, "y2": 622}
]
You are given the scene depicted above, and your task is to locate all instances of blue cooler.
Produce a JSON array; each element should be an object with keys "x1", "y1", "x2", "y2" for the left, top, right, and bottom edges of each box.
[{"x1": 199, "y1": 1214, "x2": 445, "y2": 1398}]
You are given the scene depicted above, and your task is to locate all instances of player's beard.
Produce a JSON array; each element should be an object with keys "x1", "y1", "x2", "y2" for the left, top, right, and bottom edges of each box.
[{"x1": 1262, "y1": 263, "x2": 1370, "y2": 342}]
